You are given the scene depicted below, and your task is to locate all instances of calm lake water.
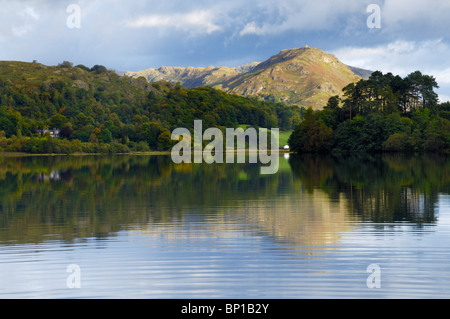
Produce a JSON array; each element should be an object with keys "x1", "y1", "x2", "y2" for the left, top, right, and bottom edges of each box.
[{"x1": 1, "y1": 153, "x2": 450, "y2": 298}]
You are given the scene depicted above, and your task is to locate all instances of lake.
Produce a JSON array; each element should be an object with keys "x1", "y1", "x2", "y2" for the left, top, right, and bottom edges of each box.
[{"x1": 1, "y1": 153, "x2": 450, "y2": 298}]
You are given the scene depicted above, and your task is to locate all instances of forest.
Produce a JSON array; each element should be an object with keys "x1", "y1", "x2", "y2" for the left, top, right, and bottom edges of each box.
[
  {"x1": 288, "y1": 70, "x2": 450, "y2": 153},
  {"x1": 0, "y1": 61, "x2": 301, "y2": 154}
]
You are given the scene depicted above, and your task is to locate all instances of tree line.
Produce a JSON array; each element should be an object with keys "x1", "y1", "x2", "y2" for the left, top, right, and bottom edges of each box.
[
  {"x1": 0, "y1": 61, "x2": 301, "y2": 154},
  {"x1": 288, "y1": 70, "x2": 450, "y2": 153}
]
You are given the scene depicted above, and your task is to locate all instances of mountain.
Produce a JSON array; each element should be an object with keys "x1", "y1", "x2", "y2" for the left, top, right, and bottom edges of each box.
[
  {"x1": 347, "y1": 65, "x2": 373, "y2": 80},
  {"x1": 124, "y1": 62, "x2": 260, "y2": 89},
  {"x1": 125, "y1": 46, "x2": 371, "y2": 109}
]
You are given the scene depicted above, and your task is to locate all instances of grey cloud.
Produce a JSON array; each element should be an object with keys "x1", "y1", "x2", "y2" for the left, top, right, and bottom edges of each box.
[{"x1": 0, "y1": 0, "x2": 448, "y2": 102}]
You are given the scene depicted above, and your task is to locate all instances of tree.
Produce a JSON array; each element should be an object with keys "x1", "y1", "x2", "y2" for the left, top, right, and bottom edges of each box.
[
  {"x1": 137, "y1": 122, "x2": 165, "y2": 149},
  {"x1": 324, "y1": 95, "x2": 340, "y2": 110},
  {"x1": 76, "y1": 64, "x2": 90, "y2": 72},
  {"x1": 0, "y1": 117, "x2": 14, "y2": 137},
  {"x1": 73, "y1": 112, "x2": 91, "y2": 129},
  {"x1": 100, "y1": 128, "x2": 113, "y2": 144},
  {"x1": 57, "y1": 61, "x2": 73, "y2": 68},
  {"x1": 49, "y1": 114, "x2": 68, "y2": 129},
  {"x1": 90, "y1": 65, "x2": 108, "y2": 74},
  {"x1": 332, "y1": 113, "x2": 391, "y2": 153},
  {"x1": 157, "y1": 130, "x2": 173, "y2": 151},
  {"x1": 59, "y1": 123, "x2": 74, "y2": 139},
  {"x1": 422, "y1": 74, "x2": 439, "y2": 110},
  {"x1": 332, "y1": 116, "x2": 365, "y2": 152},
  {"x1": 383, "y1": 133, "x2": 413, "y2": 152},
  {"x1": 404, "y1": 71, "x2": 438, "y2": 111},
  {"x1": 342, "y1": 82, "x2": 363, "y2": 118},
  {"x1": 406, "y1": 71, "x2": 424, "y2": 111},
  {"x1": 288, "y1": 108, "x2": 333, "y2": 153},
  {"x1": 73, "y1": 124, "x2": 95, "y2": 142}
]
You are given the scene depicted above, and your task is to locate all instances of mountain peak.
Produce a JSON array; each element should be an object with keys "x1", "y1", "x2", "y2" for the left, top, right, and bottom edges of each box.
[
  {"x1": 219, "y1": 46, "x2": 362, "y2": 107},
  {"x1": 125, "y1": 47, "x2": 370, "y2": 109}
]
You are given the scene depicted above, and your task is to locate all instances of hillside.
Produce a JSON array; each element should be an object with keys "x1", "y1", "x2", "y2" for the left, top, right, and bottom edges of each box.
[
  {"x1": 125, "y1": 62, "x2": 260, "y2": 88},
  {"x1": 348, "y1": 66, "x2": 373, "y2": 80},
  {"x1": 0, "y1": 60, "x2": 301, "y2": 154},
  {"x1": 125, "y1": 46, "x2": 367, "y2": 109}
]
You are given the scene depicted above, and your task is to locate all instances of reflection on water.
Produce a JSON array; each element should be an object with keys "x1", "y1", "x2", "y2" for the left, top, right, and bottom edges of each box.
[
  {"x1": 0, "y1": 153, "x2": 450, "y2": 298},
  {"x1": 289, "y1": 153, "x2": 444, "y2": 224}
]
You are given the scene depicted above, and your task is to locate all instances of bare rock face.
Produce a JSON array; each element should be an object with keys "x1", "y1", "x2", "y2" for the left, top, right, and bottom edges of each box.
[
  {"x1": 71, "y1": 80, "x2": 89, "y2": 89},
  {"x1": 125, "y1": 46, "x2": 368, "y2": 109}
]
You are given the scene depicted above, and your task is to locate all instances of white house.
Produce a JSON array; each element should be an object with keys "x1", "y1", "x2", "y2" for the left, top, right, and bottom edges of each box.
[{"x1": 36, "y1": 128, "x2": 60, "y2": 138}]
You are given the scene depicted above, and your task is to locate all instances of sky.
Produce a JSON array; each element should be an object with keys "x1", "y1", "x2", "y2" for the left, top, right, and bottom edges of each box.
[{"x1": 0, "y1": 0, "x2": 450, "y2": 101}]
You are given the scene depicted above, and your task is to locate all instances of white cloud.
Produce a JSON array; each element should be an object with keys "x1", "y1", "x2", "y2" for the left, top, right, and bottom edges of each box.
[
  {"x1": 22, "y1": 6, "x2": 40, "y2": 20},
  {"x1": 0, "y1": 4, "x2": 41, "y2": 38},
  {"x1": 11, "y1": 25, "x2": 33, "y2": 37},
  {"x1": 333, "y1": 40, "x2": 448, "y2": 73},
  {"x1": 125, "y1": 10, "x2": 221, "y2": 35},
  {"x1": 332, "y1": 39, "x2": 450, "y2": 102},
  {"x1": 438, "y1": 94, "x2": 450, "y2": 103},
  {"x1": 239, "y1": 22, "x2": 264, "y2": 36}
]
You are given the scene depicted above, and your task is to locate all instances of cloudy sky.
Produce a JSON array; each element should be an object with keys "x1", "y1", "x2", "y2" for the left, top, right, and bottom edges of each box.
[{"x1": 1, "y1": 0, "x2": 450, "y2": 101}]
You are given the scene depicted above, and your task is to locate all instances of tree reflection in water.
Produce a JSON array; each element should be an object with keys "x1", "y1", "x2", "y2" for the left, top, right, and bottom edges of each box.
[{"x1": 0, "y1": 153, "x2": 447, "y2": 247}]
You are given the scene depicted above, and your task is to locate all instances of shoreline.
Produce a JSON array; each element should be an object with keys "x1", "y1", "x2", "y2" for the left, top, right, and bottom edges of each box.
[
  {"x1": 0, "y1": 151, "x2": 171, "y2": 157},
  {"x1": 0, "y1": 149, "x2": 290, "y2": 157}
]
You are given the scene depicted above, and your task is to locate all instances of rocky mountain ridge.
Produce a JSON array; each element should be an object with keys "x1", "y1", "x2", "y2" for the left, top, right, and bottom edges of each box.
[{"x1": 125, "y1": 46, "x2": 371, "y2": 109}]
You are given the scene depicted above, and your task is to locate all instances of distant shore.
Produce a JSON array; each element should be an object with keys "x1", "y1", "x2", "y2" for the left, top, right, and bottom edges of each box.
[
  {"x1": 0, "y1": 151, "x2": 171, "y2": 157},
  {"x1": 0, "y1": 149, "x2": 290, "y2": 157}
]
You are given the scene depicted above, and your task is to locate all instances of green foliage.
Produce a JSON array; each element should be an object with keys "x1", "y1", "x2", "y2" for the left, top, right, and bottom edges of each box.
[
  {"x1": 57, "y1": 61, "x2": 73, "y2": 68},
  {"x1": 0, "y1": 60, "x2": 301, "y2": 154},
  {"x1": 76, "y1": 64, "x2": 90, "y2": 72},
  {"x1": 289, "y1": 70, "x2": 449, "y2": 154},
  {"x1": 0, "y1": 135, "x2": 133, "y2": 154},
  {"x1": 49, "y1": 113, "x2": 68, "y2": 129},
  {"x1": 90, "y1": 65, "x2": 108, "y2": 74},
  {"x1": 341, "y1": 70, "x2": 439, "y2": 117},
  {"x1": 100, "y1": 128, "x2": 113, "y2": 144},
  {"x1": 288, "y1": 108, "x2": 333, "y2": 153},
  {"x1": 383, "y1": 133, "x2": 414, "y2": 152},
  {"x1": 129, "y1": 141, "x2": 151, "y2": 152},
  {"x1": 157, "y1": 130, "x2": 173, "y2": 151}
]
